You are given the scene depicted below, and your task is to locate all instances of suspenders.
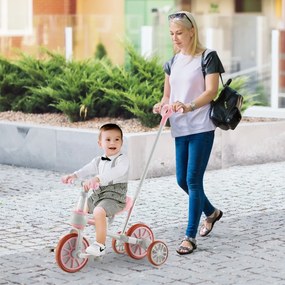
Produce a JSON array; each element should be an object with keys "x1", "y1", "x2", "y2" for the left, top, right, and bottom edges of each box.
[{"x1": 96, "y1": 154, "x2": 123, "y2": 185}]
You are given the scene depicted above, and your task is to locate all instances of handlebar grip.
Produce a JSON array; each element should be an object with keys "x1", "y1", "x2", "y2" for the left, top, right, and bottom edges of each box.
[{"x1": 160, "y1": 105, "x2": 173, "y2": 126}]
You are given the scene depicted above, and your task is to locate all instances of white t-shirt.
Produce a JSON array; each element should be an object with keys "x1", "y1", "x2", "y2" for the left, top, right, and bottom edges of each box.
[{"x1": 165, "y1": 50, "x2": 224, "y2": 137}]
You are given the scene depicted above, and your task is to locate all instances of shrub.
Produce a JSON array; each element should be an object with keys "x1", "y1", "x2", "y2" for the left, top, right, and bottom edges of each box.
[
  {"x1": 94, "y1": 42, "x2": 107, "y2": 60},
  {"x1": 0, "y1": 46, "x2": 261, "y2": 127},
  {"x1": 0, "y1": 57, "x2": 29, "y2": 111}
]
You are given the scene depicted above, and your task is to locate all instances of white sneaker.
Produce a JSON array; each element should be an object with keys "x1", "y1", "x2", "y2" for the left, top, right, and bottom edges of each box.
[{"x1": 85, "y1": 241, "x2": 106, "y2": 257}]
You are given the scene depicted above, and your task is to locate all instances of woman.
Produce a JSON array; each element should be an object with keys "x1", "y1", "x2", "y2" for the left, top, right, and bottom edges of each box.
[{"x1": 153, "y1": 11, "x2": 224, "y2": 255}]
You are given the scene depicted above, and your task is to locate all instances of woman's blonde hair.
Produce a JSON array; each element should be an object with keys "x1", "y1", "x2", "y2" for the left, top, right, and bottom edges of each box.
[{"x1": 168, "y1": 11, "x2": 204, "y2": 56}]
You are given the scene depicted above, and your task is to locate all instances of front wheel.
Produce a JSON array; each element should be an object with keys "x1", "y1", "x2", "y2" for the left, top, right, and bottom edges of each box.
[{"x1": 55, "y1": 233, "x2": 89, "y2": 273}]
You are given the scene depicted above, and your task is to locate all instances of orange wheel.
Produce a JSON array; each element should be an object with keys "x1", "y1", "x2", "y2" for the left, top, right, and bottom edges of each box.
[
  {"x1": 147, "y1": 240, "x2": 168, "y2": 266},
  {"x1": 55, "y1": 233, "x2": 89, "y2": 273},
  {"x1": 124, "y1": 223, "x2": 154, "y2": 259},
  {"x1": 112, "y1": 232, "x2": 125, "y2": 254}
]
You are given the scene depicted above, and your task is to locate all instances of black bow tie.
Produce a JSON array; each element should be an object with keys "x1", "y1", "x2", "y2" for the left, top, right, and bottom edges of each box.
[{"x1": 101, "y1": 156, "x2": 111, "y2": 161}]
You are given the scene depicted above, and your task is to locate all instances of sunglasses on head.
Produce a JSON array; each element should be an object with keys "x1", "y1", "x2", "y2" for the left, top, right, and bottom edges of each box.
[{"x1": 168, "y1": 12, "x2": 193, "y2": 25}]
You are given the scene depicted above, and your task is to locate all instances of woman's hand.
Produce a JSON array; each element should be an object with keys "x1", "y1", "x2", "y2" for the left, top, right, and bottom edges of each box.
[
  {"x1": 172, "y1": 101, "x2": 189, "y2": 113},
  {"x1": 153, "y1": 102, "x2": 163, "y2": 114}
]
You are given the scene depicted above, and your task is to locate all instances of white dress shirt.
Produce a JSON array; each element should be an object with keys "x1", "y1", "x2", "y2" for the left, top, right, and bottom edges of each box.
[{"x1": 74, "y1": 152, "x2": 129, "y2": 186}]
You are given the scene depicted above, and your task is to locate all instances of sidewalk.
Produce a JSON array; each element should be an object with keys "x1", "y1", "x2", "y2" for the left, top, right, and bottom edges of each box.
[{"x1": 0, "y1": 162, "x2": 284, "y2": 285}]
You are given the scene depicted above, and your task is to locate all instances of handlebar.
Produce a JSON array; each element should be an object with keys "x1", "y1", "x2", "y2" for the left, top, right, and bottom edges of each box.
[{"x1": 61, "y1": 179, "x2": 100, "y2": 192}]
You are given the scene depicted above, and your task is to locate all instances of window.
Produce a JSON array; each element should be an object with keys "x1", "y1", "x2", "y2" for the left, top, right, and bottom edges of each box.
[
  {"x1": 235, "y1": 0, "x2": 262, "y2": 13},
  {"x1": 0, "y1": 0, "x2": 33, "y2": 36}
]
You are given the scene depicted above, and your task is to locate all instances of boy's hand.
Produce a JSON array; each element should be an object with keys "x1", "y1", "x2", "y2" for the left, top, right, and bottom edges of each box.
[
  {"x1": 82, "y1": 177, "x2": 100, "y2": 192},
  {"x1": 61, "y1": 174, "x2": 76, "y2": 184}
]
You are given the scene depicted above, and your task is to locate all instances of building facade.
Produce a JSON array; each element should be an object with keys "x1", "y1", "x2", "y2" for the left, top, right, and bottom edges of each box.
[{"x1": 0, "y1": 0, "x2": 284, "y2": 104}]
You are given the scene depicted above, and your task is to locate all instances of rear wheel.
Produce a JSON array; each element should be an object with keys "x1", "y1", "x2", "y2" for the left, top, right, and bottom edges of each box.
[
  {"x1": 124, "y1": 223, "x2": 154, "y2": 259},
  {"x1": 112, "y1": 232, "x2": 125, "y2": 254},
  {"x1": 147, "y1": 240, "x2": 168, "y2": 266}
]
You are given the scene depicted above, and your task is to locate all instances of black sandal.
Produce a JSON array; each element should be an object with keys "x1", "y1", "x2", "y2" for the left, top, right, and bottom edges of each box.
[
  {"x1": 176, "y1": 236, "x2": 197, "y2": 255},
  {"x1": 200, "y1": 209, "x2": 223, "y2": 237}
]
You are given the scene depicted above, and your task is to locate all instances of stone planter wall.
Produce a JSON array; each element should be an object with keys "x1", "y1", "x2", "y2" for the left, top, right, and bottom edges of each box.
[{"x1": 0, "y1": 121, "x2": 285, "y2": 180}]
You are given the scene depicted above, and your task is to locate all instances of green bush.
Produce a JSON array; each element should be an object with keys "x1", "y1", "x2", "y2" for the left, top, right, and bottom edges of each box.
[
  {"x1": 94, "y1": 42, "x2": 107, "y2": 60},
  {"x1": 0, "y1": 57, "x2": 29, "y2": 111},
  {"x1": 97, "y1": 43, "x2": 164, "y2": 127},
  {"x1": 0, "y1": 45, "x2": 261, "y2": 128}
]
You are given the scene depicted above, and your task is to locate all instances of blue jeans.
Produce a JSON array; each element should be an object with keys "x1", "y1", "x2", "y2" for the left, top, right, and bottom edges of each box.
[{"x1": 175, "y1": 131, "x2": 215, "y2": 238}]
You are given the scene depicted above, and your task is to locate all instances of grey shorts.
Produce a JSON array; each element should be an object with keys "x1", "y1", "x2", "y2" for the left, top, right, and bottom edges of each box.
[{"x1": 87, "y1": 198, "x2": 125, "y2": 217}]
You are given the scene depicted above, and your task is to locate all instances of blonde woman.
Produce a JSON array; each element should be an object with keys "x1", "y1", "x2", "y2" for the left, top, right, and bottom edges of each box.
[{"x1": 153, "y1": 11, "x2": 224, "y2": 255}]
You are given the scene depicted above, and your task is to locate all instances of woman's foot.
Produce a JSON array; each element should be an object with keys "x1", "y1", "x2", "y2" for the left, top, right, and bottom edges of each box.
[
  {"x1": 176, "y1": 236, "x2": 197, "y2": 255},
  {"x1": 199, "y1": 209, "x2": 223, "y2": 237}
]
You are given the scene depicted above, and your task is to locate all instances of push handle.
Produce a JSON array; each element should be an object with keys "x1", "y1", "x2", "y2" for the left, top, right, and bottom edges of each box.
[
  {"x1": 160, "y1": 104, "x2": 183, "y2": 126},
  {"x1": 122, "y1": 103, "x2": 182, "y2": 233},
  {"x1": 160, "y1": 104, "x2": 174, "y2": 126}
]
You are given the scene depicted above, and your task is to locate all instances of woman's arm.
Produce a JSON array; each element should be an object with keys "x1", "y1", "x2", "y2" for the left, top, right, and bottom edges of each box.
[
  {"x1": 173, "y1": 73, "x2": 220, "y2": 113},
  {"x1": 153, "y1": 74, "x2": 171, "y2": 113}
]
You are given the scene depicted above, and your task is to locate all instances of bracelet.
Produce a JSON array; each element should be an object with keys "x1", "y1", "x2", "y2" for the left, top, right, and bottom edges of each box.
[{"x1": 189, "y1": 102, "x2": 196, "y2": 111}]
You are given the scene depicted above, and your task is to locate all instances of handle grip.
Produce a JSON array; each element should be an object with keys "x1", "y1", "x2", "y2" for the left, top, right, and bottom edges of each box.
[
  {"x1": 160, "y1": 104, "x2": 183, "y2": 126},
  {"x1": 160, "y1": 104, "x2": 173, "y2": 126}
]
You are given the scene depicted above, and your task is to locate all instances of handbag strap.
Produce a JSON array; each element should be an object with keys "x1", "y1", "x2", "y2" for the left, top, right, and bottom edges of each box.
[{"x1": 201, "y1": 49, "x2": 225, "y2": 86}]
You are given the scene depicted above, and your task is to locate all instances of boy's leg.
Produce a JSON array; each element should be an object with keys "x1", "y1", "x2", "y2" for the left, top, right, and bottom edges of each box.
[
  {"x1": 85, "y1": 199, "x2": 125, "y2": 256},
  {"x1": 85, "y1": 206, "x2": 107, "y2": 256},
  {"x1": 93, "y1": 206, "x2": 107, "y2": 244}
]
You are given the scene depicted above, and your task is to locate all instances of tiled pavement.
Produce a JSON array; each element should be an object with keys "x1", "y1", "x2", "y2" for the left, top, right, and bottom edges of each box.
[{"x1": 0, "y1": 161, "x2": 284, "y2": 285}]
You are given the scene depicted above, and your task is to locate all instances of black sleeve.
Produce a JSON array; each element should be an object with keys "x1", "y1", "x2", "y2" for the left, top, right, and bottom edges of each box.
[
  {"x1": 204, "y1": 51, "x2": 225, "y2": 75},
  {"x1": 163, "y1": 60, "x2": 171, "y2": 76},
  {"x1": 163, "y1": 55, "x2": 176, "y2": 76}
]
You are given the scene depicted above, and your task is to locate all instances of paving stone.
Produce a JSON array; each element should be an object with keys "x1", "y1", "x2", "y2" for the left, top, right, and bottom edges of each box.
[{"x1": 0, "y1": 162, "x2": 285, "y2": 285}]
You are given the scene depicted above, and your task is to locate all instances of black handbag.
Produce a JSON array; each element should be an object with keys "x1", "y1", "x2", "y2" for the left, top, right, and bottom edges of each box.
[
  {"x1": 201, "y1": 51, "x2": 244, "y2": 130},
  {"x1": 210, "y1": 78, "x2": 243, "y2": 130}
]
